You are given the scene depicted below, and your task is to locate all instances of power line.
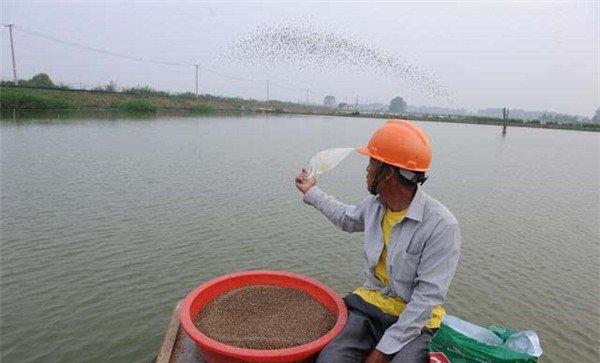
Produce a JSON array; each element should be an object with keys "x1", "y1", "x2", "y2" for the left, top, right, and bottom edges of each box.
[
  {"x1": 15, "y1": 25, "x2": 193, "y2": 67},
  {"x1": 11, "y1": 25, "x2": 271, "y2": 85},
  {"x1": 12, "y1": 25, "x2": 258, "y2": 80},
  {"x1": 3, "y1": 24, "x2": 335, "y2": 103},
  {"x1": 202, "y1": 67, "x2": 263, "y2": 83},
  {"x1": 268, "y1": 80, "x2": 306, "y2": 92}
]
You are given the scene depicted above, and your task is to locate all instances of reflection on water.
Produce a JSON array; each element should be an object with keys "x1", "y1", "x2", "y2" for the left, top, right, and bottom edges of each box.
[
  {"x1": 0, "y1": 108, "x2": 233, "y2": 123},
  {"x1": 1, "y1": 114, "x2": 599, "y2": 362}
]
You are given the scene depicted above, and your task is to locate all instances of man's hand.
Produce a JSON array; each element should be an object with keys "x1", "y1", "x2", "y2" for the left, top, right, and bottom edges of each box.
[
  {"x1": 295, "y1": 168, "x2": 316, "y2": 195},
  {"x1": 365, "y1": 349, "x2": 391, "y2": 363}
]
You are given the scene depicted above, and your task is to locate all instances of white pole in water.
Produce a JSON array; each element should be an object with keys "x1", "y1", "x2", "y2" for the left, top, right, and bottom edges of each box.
[
  {"x1": 502, "y1": 107, "x2": 508, "y2": 135},
  {"x1": 6, "y1": 24, "x2": 18, "y2": 85},
  {"x1": 194, "y1": 64, "x2": 199, "y2": 98},
  {"x1": 306, "y1": 89, "x2": 309, "y2": 105},
  {"x1": 266, "y1": 80, "x2": 269, "y2": 101}
]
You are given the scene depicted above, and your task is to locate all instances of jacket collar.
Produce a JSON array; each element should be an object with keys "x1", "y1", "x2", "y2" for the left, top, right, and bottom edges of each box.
[
  {"x1": 375, "y1": 187, "x2": 425, "y2": 223},
  {"x1": 405, "y1": 187, "x2": 425, "y2": 222}
]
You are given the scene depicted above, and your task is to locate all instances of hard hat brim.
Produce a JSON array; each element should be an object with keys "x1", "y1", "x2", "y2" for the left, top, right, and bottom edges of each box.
[{"x1": 355, "y1": 145, "x2": 370, "y2": 157}]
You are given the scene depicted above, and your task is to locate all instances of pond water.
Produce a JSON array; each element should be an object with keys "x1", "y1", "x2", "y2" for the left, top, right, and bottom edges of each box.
[{"x1": 1, "y1": 114, "x2": 598, "y2": 362}]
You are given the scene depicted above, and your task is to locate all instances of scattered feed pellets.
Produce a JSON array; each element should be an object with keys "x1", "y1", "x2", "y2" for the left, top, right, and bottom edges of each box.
[
  {"x1": 194, "y1": 285, "x2": 337, "y2": 350},
  {"x1": 225, "y1": 22, "x2": 448, "y2": 99}
]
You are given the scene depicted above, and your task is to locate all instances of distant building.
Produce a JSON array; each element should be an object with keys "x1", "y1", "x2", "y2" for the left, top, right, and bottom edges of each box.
[{"x1": 323, "y1": 95, "x2": 336, "y2": 107}]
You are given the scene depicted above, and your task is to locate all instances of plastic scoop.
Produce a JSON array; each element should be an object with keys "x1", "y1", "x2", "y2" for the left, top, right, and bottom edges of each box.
[{"x1": 307, "y1": 148, "x2": 354, "y2": 178}]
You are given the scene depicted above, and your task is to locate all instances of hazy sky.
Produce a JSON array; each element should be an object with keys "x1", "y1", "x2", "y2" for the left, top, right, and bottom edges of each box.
[{"x1": 1, "y1": 1, "x2": 598, "y2": 116}]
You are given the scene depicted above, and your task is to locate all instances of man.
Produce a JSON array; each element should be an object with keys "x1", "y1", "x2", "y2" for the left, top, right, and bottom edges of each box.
[{"x1": 295, "y1": 120, "x2": 460, "y2": 363}]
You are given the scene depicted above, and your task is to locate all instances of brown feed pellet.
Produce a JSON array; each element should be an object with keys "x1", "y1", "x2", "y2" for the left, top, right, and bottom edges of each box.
[{"x1": 194, "y1": 285, "x2": 337, "y2": 350}]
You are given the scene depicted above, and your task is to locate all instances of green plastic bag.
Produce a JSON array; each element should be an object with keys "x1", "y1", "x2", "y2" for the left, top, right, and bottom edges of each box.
[{"x1": 428, "y1": 315, "x2": 541, "y2": 363}]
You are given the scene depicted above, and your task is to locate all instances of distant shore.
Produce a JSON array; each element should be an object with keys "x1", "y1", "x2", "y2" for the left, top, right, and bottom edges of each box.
[{"x1": 1, "y1": 85, "x2": 598, "y2": 132}]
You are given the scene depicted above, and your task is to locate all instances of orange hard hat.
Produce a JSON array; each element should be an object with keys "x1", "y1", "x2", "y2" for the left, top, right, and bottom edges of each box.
[{"x1": 356, "y1": 119, "x2": 432, "y2": 172}]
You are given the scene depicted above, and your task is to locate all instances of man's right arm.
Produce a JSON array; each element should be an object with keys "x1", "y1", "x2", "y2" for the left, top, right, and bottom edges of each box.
[
  {"x1": 302, "y1": 186, "x2": 368, "y2": 233},
  {"x1": 295, "y1": 168, "x2": 368, "y2": 232}
]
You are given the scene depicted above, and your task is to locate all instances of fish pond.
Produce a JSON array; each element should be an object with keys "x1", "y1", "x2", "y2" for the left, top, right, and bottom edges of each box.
[{"x1": 1, "y1": 113, "x2": 598, "y2": 362}]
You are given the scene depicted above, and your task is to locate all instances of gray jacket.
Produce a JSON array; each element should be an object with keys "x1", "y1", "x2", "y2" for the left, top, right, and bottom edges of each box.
[{"x1": 303, "y1": 186, "x2": 460, "y2": 355}]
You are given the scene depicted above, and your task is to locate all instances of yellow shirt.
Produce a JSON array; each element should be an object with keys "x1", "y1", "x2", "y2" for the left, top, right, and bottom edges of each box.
[{"x1": 354, "y1": 208, "x2": 445, "y2": 328}]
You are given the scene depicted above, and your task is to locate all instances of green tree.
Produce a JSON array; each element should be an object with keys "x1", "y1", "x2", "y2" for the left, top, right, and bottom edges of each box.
[
  {"x1": 22, "y1": 73, "x2": 55, "y2": 88},
  {"x1": 592, "y1": 108, "x2": 600, "y2": 123},
  {"x1": 388, "y1": 96, "x2": 407, "y2": 114}
]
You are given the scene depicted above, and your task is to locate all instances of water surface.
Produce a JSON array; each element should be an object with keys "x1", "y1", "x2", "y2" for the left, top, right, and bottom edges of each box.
[{"x1": 1, "y1": 114, "x2": 599, "y2": 362}]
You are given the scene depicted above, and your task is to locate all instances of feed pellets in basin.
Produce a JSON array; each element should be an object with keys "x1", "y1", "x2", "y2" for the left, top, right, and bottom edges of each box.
[{"x1": 195, "y1": 285, "x2": 337, "y2": 350}]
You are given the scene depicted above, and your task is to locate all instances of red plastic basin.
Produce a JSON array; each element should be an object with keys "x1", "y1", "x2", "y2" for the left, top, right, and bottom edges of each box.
[{"x1": 180, "y1": 270, "x2": 348, "y2": 363}]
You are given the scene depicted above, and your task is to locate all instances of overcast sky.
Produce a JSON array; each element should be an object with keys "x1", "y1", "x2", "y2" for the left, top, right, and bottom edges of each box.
[{"x1": 1, "y1": 1, "x2": 598, "y2": 116}]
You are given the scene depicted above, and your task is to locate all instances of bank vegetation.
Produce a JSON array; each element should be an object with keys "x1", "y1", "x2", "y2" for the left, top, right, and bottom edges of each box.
[{"x1": 1, "y1": 74, "x2": 597, "y2": 132}]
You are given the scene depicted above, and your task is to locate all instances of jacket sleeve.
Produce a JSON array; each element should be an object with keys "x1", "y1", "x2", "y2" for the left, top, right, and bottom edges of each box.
[
  {"x1": 376, "y1": 221, "x2": 461, "y2": 354},
  {"x1": 302, "y1": 186, "x2": 369, "y2": 233}
]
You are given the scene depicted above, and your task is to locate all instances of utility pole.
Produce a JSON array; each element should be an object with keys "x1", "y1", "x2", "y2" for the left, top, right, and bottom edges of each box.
[
  {"x1": 305, "y1": 89, "x2": 309, "y2": 105},
  {"x1": 194, "y1": 64, "x2": 199, "y2": 98},
  {"x1": 266, "y1": 80, "x2": 269, "y2": 102},
  {"x1": 6, "y1": 24, "x2": 18, "y2": 85}
]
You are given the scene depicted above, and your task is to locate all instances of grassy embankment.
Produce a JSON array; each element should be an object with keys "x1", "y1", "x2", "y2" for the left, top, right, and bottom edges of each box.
[
  {"x1": 1, "y1": 85, "x2": 598, "y2": 132},
  {"x1": 0, "y1": 85, "x2": 323, "y2": 115}
]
